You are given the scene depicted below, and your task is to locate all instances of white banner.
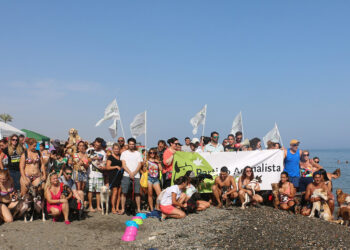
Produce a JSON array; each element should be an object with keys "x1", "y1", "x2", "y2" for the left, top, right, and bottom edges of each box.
[
  {"x1": 230, "y1": 111, "x2": 243, "y2": 136},
  {"x1": 190, "y1": 104, "x2": 207, "y2": 135},
  {"x1": 95, "y1": 99, "x2": 121, "y2": 127},
  {"x1": 199, "y1": 149, "x2": 283, "y2": 190}
]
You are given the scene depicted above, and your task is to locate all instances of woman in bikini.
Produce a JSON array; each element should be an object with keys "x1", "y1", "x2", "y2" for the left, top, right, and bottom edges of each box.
[
  {"x1": 72, "y1": 141, "x2": 89, "y2": 191},
  {"x1": 39, "y1": 142, "x2": 50, "y2": 171},
  {"x1": 319, "y1": 168, "x2": 335, "y2": 214},
  {"x1": 44, "y1": 173, "x2": 70, "y2": 224},
  {"x1": 299, "y1": 150, "x2": 322, "y2": 193},
  {"x1": 146, "y1": 148, "x2": 162, "y2": 211},
  {"x1": 238, "y1": 166, "x2": 263, "y2": 208},
  {"x1": 278, "y1": 171, "x2": 295, "y2": 211},
  {"x1": 19, "y1": 138, "x2": 46, "y2": 196},
  {"x1": 0, "y1": 169, "x2": 18, "y2": 223}
]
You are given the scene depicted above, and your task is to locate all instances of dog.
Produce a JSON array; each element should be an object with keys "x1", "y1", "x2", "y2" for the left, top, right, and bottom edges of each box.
[
  {"x1": 336, "y1": 189, "x2": 350, "y2": 207},
  {"x1": 11, "y1": 193, "x2": 33, "y2": 220},
  {"x1": 338, "y1": 206, "x2": 350, "y2": 226},
  {"x1": 241, "y1": 176, "x2": 262, "y2": 209},
  {"x1": 100, "y1": 185, "x2": 110, "y2": 215},
  {"x1": 309, "y1": 189, "x2": 343, "y2": 224},
  {"x1": 28, "y1": 182, "x2": 46, "y2": 222},
  {"x1": 271, "y1": 183, "x2": 280, "y2": 209}
]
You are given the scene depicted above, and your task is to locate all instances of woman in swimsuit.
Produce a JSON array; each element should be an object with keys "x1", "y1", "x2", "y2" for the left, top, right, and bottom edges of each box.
[
  {"x1": 278, "y1": 171, "x2": 295, "y2": 211},
  {"x1": 0, "y1": 169, "x2": 18, "y2": 223},
  {"x1": 238, "y1": 166, "x2": 263, "y2": 207},
  {"x1": 319, "y1": 168, "x2": 335, "y2": 214},
  {"x1": 299, "y1": 150, "x2": 322, "y2": 193},
  {"x1": 44, "y1": 173, "x2": 70, "y2": 224},
  {"x1": 72, "y1": 141, "x2": 89, "y2": 191},
  {"x1": 39, "y1": 142, "x2": 50, "y2": 171},
  {"x1": 19, "y1": 138, "x2": 46, "y2": 196}
]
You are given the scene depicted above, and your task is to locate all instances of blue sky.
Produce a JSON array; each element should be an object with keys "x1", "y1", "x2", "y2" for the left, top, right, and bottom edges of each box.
[{"x1": 0, "y1": 1, "x2": 349, "y2": 149}]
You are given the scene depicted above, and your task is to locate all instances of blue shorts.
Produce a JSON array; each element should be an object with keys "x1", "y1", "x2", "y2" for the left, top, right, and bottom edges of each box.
[
  {"x1": 148, "y1": 176, "x2": 160, "y2": 185},
  {"x1": 289, "y1": 176, "x2": 300, "y2": 188}
]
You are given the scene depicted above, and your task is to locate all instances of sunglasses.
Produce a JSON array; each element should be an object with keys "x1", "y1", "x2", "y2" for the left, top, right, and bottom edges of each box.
[
  {"x1": 149, "y1": 152, "x2": 156, "y2": 154},
  {"x1": 12, "y1": 139, "x2": 18, "y2": 141},
  {"x1": 213, "y1": 136, "x2": 219, "y2": 139},
  {"x1": 65, "y1": 172, "x2": 72, "y2": 176},
  {"x1": 246, "y1": 170, "x2": 252, "y2": 173},
  {"x1": 175, "y1": 143, "x2": 181, "y2": 146},
  {"x1": 118, "y1": 140, "x2": 124, "y2": 142},
  {"x1": 303, "y1": 154, "x2": 309, "y2": 156},
  {"x1": 291, "y1": 144, "x2": 299, "y2": 147}
]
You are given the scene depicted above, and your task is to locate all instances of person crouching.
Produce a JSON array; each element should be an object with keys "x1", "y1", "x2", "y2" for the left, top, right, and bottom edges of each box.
[{"x1": 159, "y1": 176, "x2": 188, "y2": 220}]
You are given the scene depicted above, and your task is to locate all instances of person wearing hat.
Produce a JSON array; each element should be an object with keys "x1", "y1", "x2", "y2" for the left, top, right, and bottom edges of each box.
[{"x1": 283, "y1": 139, "x2": 302, "y2": 190}]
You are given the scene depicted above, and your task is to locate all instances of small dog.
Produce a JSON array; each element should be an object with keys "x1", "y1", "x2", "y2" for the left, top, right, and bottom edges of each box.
[
  {"x1": 12, "y1": 193, "x2": 33, "y2": 220},
  {"x1": 100, "y1": 185, "x2": 110, "y2": 215},
  {"x1": 241, "y1": 176, "x2": 262, "y2": 209},
  {"x1": 271, "y1": 183, "x2": 280, "y2": 209},
  {"x1": 336, "y1": 189, "x2": 350, "y2": 206},
  {"x1": 338, "y1": 206, "x2": 350, "y2": 226}
]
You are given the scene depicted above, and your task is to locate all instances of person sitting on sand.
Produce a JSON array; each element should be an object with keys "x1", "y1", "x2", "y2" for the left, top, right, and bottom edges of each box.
[
  {"x1": 238, "y1": 166, "x2": 263, "y2": 207},
  {"x1": 159, "y1": 176, "x2": 188, "y2": 220},
  {"x1": 185, "y1": 172, "x2": 210, "y2": 212},
  {"x1": 212, "y1": 166, "x2": 238, "y2": 208},
  {"x1": 302, "y1": 171, "x2": 331, "y2": 216},
  {"x1": 45, "y1": 172, "x2": 70, "y2": 224},
  {"x1": 0, "y1": 169, "x2": 19, "y2": 223},
  {"x1": 278, "y1": 171, "x2": 295, "y2": 211}
]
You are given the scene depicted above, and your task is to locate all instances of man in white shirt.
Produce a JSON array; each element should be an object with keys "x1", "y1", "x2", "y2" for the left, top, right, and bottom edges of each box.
[
  {"x1": 181, "y1": 137, "x2": 192, "y2": 152},
  {"x1": 204, "y1": 131, "x2": 224, "y2": 152},
  {"x1": 120, "y1": 138, "x2": 143, "y2": 214}
]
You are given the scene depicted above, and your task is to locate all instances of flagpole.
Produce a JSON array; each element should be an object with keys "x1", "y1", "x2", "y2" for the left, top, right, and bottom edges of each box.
[
  {"x1": 145, "y1": 111, "x2": 147, "y2": 151},
  {"x1": 115, "y1": 98, "x2": 126, "y2": 139},
  {"x1": 201, "y1": 104, "x2": 207, "y2": 138},
  {"x1": 241, "y1": 111, "x2": 244, "y2": 139}
]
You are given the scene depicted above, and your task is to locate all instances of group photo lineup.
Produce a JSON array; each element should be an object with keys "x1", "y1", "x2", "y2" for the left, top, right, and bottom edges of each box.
[{"x1": 1, "y1": 1, "x2": 349, "y2": 249}]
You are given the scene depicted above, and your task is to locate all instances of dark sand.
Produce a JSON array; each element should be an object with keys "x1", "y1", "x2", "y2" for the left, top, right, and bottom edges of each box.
[{"x1": 1, "y1": 206, "x2": 350, "y2": 249}]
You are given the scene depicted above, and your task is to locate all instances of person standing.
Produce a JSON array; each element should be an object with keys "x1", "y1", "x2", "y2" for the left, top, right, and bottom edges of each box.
[
  {"x1": 0, "y1": 134, "x2": 24, "y2": 191},
  {"x1": 120, "y1": 138, "x2": 143, "y2": 214},
  {"x1": 181, "y1": 137, "x2": 192, "y2": 152},
  {"x1": 204, "y1": 132, "x2": 224, "y2": 152},
  {"x1": 117, "y1": 137, "x2": 128, "y2": 154},
  {"x1": 283, "y1": 139, "x2": 302, "y2": 190},
  {"x1": 162, "y1": 137, "x2": 179, "y2": 189},
  {"x1": 86, "y1": 137, "x2": 106, "y2": 212},
  {"x1": 224, "y1": 134, "x2": 236, "y2": 152}
]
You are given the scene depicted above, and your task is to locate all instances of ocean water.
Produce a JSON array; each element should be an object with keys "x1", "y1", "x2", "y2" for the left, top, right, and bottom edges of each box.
[{"x1": 310, "y1": 149, "x2": 350, "y2": 193}]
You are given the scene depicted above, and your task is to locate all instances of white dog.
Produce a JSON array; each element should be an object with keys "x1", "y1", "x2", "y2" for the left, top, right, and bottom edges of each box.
[
  {"x1": 100, "y1": 185, "x2": 110, "y2": 215},
  {"x1": 241, "y1": 176, "x2": 262, "y2": 209}
]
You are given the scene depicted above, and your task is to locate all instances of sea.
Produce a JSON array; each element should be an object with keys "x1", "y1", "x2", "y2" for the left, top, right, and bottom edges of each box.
[{"x1": 311, "y1": 149, "x2": 350, "y2": 194}]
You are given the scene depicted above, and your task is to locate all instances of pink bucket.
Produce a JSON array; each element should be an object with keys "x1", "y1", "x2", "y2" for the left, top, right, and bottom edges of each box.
[
  {"x1": 132, "y1": 216, "x2": 142, "y2": 220},
  {"x1": 125, "y1": 226, "x2": 138, "y2": 236},
  {"x1": 121, "y1": 234, "x2": 136, "y2": 242}
]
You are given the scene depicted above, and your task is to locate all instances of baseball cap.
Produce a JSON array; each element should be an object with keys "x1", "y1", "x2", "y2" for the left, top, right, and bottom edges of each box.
[
  {"x1": 191, "y1": 138, "x2": 200, "y2": 144},
  {"x1": 290, "y1": 139, "x2": 300, "y2": 145}
]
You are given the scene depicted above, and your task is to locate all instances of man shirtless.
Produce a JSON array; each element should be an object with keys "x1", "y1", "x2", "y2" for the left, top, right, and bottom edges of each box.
[
  {"x1": 302, "y1": 171, "x2": 332, "y2": 216},
  {"x1": 212, "y1": 166, "x2": 238, "y2": 208}
]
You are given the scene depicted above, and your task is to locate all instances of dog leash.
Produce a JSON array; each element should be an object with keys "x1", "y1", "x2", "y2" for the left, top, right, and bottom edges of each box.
[{"x1": 109, "y1": 169, "x2": 123, "y2": 189}]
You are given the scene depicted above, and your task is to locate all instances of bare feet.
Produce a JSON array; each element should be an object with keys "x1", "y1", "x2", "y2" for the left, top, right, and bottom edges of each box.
[
  {"x1": 118, "y1": 209, "x2": 125, "y2": 215},
  {"x1": 217, "y1": 203, "x2": 223, "y2": 208},
  {"x1": 112, "y1": 209, "x2": 117, "y2": 214},
  {"x1": 89, "y1": 207, "x2": 96, "y2": 212},
  {"x1": 97, "y1": 207, "x2": 102, "y2": 212}
]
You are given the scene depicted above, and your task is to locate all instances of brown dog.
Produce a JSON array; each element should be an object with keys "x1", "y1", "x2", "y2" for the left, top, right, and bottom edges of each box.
[
  {"x1": 338, "y1": 206, "x2": 350, "y2": 226},
  {"x1": 271, "y1": 183, "x2": 280, "y2": 209},
  {"x1": 336, "y1": 189, "x2": 350, "y2": 206}
]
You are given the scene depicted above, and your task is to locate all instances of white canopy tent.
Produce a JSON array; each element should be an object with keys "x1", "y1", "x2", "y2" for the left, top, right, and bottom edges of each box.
[{"x1": 0, "y1": 122, "x2": 26, "y2": 139}]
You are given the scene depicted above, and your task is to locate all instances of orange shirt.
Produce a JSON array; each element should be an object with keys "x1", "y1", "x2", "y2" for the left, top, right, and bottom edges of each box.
[{"x1": 162, "y1": 148, "x2": 174, "y2": 174}]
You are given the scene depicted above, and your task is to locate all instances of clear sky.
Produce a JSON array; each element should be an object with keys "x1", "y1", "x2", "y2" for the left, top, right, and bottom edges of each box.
[{"x1": 0, "y1": 1, "x2": 349, "y2": 149}]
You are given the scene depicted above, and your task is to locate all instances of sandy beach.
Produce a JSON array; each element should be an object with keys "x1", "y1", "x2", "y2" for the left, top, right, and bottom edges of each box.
[{"x1": 1, "y1": 206, "x2": 350, "y2": 250}]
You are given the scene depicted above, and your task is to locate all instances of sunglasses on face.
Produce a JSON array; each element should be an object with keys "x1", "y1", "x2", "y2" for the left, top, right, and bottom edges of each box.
[
  {"x1": 118, "y1": 140, "x2": 124, "y2": 142},
  {"x1": 303, "y1": 154, "x2": 309, "y2": 156},
  {"x1": 213, "y1": 136, "x2": 219, "y2": 139},
  {"x1": 12, "y1": 139, "x2": 18, "y2": 141},
  {"x1": 246, "y1": 170, "x2": 252, "y2": 173},
  {"x1": 65, "y1": 172, "x2": 72, "y2": 176},
  {"x1": 175, "y1": 143, "x2": 180, "y2": 146},
  {"x1": 149, "y1": 152, "x2": 156, "y2": 155},
  {"x1": 291, "y1": 144, "x2": 298, "y2": 147}
]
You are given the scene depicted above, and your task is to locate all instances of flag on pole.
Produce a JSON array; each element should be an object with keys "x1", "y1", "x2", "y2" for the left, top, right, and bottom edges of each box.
[
  {"x1": 190, "y1": 104, "x2": 207, "y2": 135},
  {"x1": 108, "y1": 119, "x2": 118, "y2": 138},
  {"x1": 95, "y1": 99, "x2": 121, "y2": 127},
  {"x1": 130, "y1": 111, "x2": 146, "y2": 138},
  {"x1": 263, "y1": 123, "x2": 283, "y2": 148},
  {"x1": 230, "y1": 111, "x2": 243, "y2": 135}
]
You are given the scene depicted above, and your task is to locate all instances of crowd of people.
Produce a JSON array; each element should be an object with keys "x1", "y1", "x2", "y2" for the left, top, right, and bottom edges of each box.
[{"x1": 0, "y1": 129, "x2": 346, "y2": 225}]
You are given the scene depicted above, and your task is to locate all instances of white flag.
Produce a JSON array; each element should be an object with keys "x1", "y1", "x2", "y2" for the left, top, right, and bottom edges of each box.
[
  {"x1": 263, "y1": 123, "x2": 283, "y2": 148},
  {"x1": 130, "y1": 111, "x2": 146, "y2": 138},
  {"x1": 230, "y1": 111, "x2": 243, "y2": 135},
  {"x1": 190, "y1": 104, "x2": 207, "y2": 135},
  {"x1": 108, "y1": 119, "x2": 118, "y2": 138},
  {"x1": 95, "y1": 99, "x2": 121, "y2": 127}
]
